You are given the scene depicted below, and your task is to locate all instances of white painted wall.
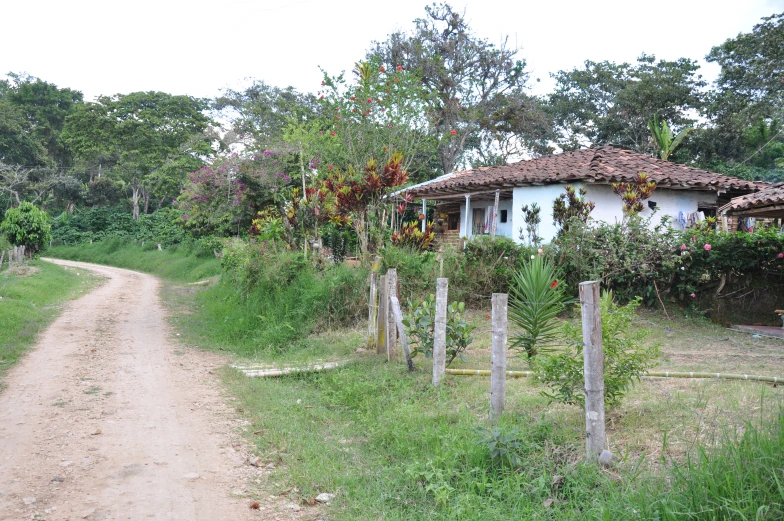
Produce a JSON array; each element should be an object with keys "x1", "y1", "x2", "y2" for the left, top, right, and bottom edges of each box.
[{"x1": 457, "y1": 183, "x2": 718, "y2": 245}]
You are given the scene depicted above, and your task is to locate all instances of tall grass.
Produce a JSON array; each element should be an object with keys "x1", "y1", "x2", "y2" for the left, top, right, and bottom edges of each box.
[
  {"x1": 47, "y1": 238, "x2": 221, "y2": 282},
  {"x1": 0, "y1": 261, "x2": 97, "y2": 381},
  {"x1": 180, "y1": 257, "x2": 368, "y2": 357},
  {"x1": 598, "y1": 408, "x2": 784, "y2": 520}
]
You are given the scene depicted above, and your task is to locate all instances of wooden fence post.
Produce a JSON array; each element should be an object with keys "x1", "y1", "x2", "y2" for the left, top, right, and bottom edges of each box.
[
  {"x1": 490, "y1": 293, "x2": 508, "y2": 421},
  {"x1": 491, "y1": 189, "x2": 500, "y2": 236},
  {"x1": 376, "y1": 275, "x2": 388, "y2": 355},
  {"x1": 386, "y1": 269, "x2": 398, "y2": 361},
  {"x1": 580, "y1": 280, "x2": 606, "y2": 461},
  {"x1": 390, "y1": 295, "x2": 415, "y2": 371},
  {"x1": 432, "y1": 278, "x2": 448, "y2": 386},
  {"x1": 367, "y1": 272, "x2": 378, "y2": 348}
]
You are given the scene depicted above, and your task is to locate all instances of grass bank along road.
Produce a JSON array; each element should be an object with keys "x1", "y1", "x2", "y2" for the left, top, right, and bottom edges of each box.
[{"x1": 0, "y1": 260, "x2": 255, "y2": 521}]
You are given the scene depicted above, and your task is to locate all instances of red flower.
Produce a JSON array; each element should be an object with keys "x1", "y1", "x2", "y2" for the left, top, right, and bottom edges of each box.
[
  {"x1": 319, "y1": 95, "x2": 324, "y2": 99},
  {"x1": 778, "y1": 253, "x2": 784, "y2": 259},
  {"x1": 418, "y1": 213, "x2": 425, "y2": 220},
  {"x1": 383, "y1": 146, "x2": 387, "y2": 151},
  {"x1": 350, "y1": 96, "x2": 356, "y2": 101},
  {"x1": 550, "y1": 280, "x2": 559, "y2": 289},
  {"x1": 379, "y1": 66, "x2": 386, "y2": 72},
  {"x1": 328, "y1": 165, "x2": 333, "y2": 171},
  {"x1": 704, "y1": 243, "x2": 712, "y2": 251},
  {"x1": 330, "y1": 131, "x2": 336, "y2": 136},
  {"x1": 450, "y1": 129, "x2": 456, "y2": 136},
  {"x1": 485, "y1": 314, "x2": 491, "y2": 319},
  {"x1": 396, "y1": 65, "x2": 403, "y2": 71}
]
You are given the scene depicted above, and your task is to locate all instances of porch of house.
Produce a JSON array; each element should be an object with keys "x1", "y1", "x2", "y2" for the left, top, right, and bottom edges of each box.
[{"x1": 428, "y1": 189, "x2": 515, "y2": 247}]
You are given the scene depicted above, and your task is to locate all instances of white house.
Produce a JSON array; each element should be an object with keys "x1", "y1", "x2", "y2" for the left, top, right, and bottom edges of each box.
[{"x1": 401, "y1": 146, "x2": 761, "y2": 245}]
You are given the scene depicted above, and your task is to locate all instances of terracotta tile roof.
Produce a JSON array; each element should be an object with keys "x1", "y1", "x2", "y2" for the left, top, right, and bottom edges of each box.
[
  {"x1": 718, "y1": 183, "x2": 784, "y2": 214},
  {"x1": 408, "y1": 146, "x2": 761, "y2": 198}
]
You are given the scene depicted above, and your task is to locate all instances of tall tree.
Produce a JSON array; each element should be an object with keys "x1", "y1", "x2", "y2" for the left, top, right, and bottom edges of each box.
[
  {"x1": 548, "y1": 55, "x2": 704, "y2": 153},
  {"x1": 370, "y1": 3, "x2": 548, "y2": 176},
  {"x1": 707, "y1": 13, "x2": 784, "y2": 124},
  {"x1": 62, "y1": 92, "x2": 212, "y2": 219},
  {"x1": 3, "y1": 73, "x2": 83, "y2": 166}
]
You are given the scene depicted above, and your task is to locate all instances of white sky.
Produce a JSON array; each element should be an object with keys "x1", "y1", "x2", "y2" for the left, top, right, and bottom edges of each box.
[{"x1": 2, "y1": 0, "x2": 783, "y2": 101}]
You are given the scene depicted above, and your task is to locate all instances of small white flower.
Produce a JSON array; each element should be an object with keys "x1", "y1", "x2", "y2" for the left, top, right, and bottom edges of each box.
[
  {"x1": 681, "y1": 267, "x2": 685, "y2": 270},
  {"x1": 530, "y1": 255, "x2": 535, "y2": 259}
]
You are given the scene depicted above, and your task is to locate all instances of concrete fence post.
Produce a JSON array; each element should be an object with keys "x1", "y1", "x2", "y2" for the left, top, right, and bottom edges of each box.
[
  {"x1": 490, "y1": 293, "x2": 508, "y2": 421},
  {"x1": 432, "y1": 278, "x2": 448, "y2": 386},
  {"x1": 580, "y1": 280, "x2": 606, "y2": 461}
]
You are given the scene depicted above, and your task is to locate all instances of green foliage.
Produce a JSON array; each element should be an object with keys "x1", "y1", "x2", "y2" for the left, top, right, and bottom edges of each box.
[
  {"x1": 549, "y1": 54, "x2": 705, "y2": 153},
  {"x1": 509, "y1": 253, "x2": 570, "y2": 359},
  {"x1": 672, "y1": 228, "x2": 784, "y2": 301},
  {"x1": 0, "y1": 202, "x2": 52, "y2": 255},
  {"x1": 555, "y1": 214, "x2": 681, "y2": 305},
  {"x1": 210, "y1": 240, "x2": 368, "y2": 352},
  {"x1": 462, "y1": 236, "x2": 534, "y2": 297},
  {"x1": 51, "y1": 206, "x2": 187, "y2": 246},
  {"x1": 62, "y1": 91, "x2": 212, "y2": 219},
  {"x1": 403, "y1": 294, "x2": 475, "y2": 365},
  {"x1": 0, "y1": 73, "x2": 83, "y2": 166},
  {"x1": 611, "y1": 171, "x2": 657, "y2": 214},
  {"x1": 535, "y1": 292, "x2": 658, "y2": 408}
]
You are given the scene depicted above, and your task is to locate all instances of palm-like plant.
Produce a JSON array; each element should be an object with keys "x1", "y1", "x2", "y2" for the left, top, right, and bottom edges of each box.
[
  {"x1": 648, "y1": 115, "x2": 692, "y2": 161},
  {"x1": 509, "y1": 254, "x2": 570, "y2": 359}
]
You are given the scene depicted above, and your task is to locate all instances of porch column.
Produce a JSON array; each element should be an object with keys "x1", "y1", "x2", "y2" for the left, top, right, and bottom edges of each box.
[
  {"x1": 491, "y1": 189, "x2": 500, "y2": 236},
  {"x1": 464, "y1": 194, "x2": 472, "y2": 239},
  {"x1": 421, "y1": 199, "x2": 427, "y2": 232}
]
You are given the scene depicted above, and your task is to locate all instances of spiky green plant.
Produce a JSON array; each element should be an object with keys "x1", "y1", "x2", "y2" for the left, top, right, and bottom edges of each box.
[{"x1": 509, "y1": 254, "x2": 570, "y2": 359}]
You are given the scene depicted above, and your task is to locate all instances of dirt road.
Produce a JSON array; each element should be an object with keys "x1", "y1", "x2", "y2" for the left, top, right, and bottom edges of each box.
[{"x1": 0, "y1": 260, "x2": 259, "y2": 521}]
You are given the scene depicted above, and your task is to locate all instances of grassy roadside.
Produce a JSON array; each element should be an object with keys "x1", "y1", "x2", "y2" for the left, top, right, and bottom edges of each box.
[
  {"x1": 47, "y1": 241, "x2": 784, "y2": 519},
  {"x1": 47, "y1": 239, "x2": 221, "y2": 283},
  {"x1": 0, "y1": 260, "x2": 99, "y2": 384}
]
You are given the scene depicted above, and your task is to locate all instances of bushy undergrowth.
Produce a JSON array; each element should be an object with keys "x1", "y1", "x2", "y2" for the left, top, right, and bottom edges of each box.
[{"x1": 51, "y1": 206, "x2": 189, "y2": 246}]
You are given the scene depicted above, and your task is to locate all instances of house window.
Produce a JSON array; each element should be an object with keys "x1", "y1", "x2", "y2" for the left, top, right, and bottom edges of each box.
[
  {"x1": 448, "y1": 213, "x2": 460, "y2": 231},
  {"x1": 500, "y1": 210, "x2": 507, "y2": 223}
]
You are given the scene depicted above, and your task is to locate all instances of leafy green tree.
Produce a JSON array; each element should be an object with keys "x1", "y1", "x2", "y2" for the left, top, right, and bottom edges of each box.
[
  {"x1": 0, "y1": 201, "x2": 52, "y2": 256},
  {"x1": 315, "y1": 59, "x2": 437, "y2": 180},
  {"x1": 707, "y1": 13, "x2": 783, "y2": 124},
  {"x1": 549, "y1": 55, "x2": 704, "y2": 153},
  {"x1": 370, "y1": 3, "x2": 549, "y2": 175},
  {"x1": 1, "y1": 73, "x2": 83, "y2": 166},
  {"x1": 62, "y1": 92, "x2": 212, "y2": 219}
]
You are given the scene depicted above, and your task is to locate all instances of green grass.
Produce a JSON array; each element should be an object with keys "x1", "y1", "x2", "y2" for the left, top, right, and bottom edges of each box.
[
  {"x1": 0, "y1": 260, "x2": 98, "y2": 383},
  {"x1": 47, "y1": 237, "x2": 221, "y2": 283}
]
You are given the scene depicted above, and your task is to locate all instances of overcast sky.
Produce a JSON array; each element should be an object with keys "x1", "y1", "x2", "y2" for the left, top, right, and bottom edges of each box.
[{"x1": 3, "y1": 0, "x2": 782, "y2": 101}]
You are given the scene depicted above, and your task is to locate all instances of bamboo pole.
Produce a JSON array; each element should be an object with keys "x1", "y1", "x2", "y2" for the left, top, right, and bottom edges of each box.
[
  {"x1": 445, "y1": 369, "x2": 784, "y2": 384},
  {"x1": 390, "y1": 295, "x2": 415, "y2": 372},
  {"x1": 432, "y1": 278, "x2": 448, "y2": 386},
  {"x1": 386, "y1": 269, "x2": 398, "y2": 361},
  {"x1": 490, "y1": 293, "x2": 508, "y2": 421},
  {"x1": 580, "y1": 280, "x2": 606, "y2": 461}
]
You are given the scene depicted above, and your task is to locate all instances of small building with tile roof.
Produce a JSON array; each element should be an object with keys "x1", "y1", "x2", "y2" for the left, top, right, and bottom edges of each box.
[{"x1": 399, "y1": 146, "x2": 761, "y2": 244}]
